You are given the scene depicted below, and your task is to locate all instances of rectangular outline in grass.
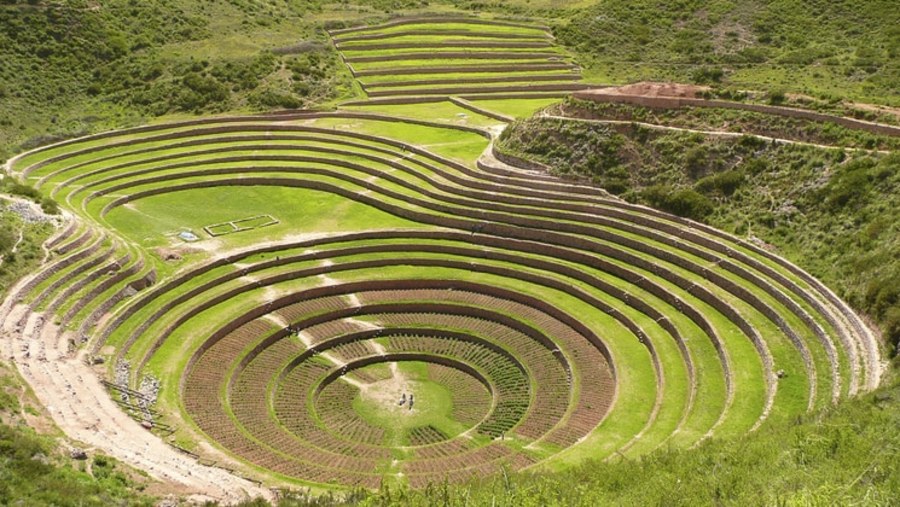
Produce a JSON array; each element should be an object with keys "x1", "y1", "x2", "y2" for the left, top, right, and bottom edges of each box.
[{"x1": 203, "y1": 214, "x2": 279, "y2": 237}]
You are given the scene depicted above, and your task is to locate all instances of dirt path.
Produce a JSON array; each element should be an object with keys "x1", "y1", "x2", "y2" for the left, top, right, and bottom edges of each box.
[
  {"x1": 0, "y1": 253, "x2": 272, "y2": 504},
  {"x1": 0, "y1": 305, "x2": 272, "y2": 503}
]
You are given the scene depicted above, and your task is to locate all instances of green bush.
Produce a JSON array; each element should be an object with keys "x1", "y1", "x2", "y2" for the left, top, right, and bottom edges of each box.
[
  {"x1": 865, "y1": 272, "x2": 900, "y2": 321},
  {"x1": 641, "y1": 185, "x2": 714, "y2": 220},
  {"x1": 0, "y1": 226, "x2": 15, "y2": 255},
  {"x1": 40, "y1": 197, "x2": 59, "y2": 215},
  {"x1": 821, "y1": 158, "x2": 876, "y2": 209},
  {"x1": 684, "y1": 145, "x2": 710, "y2": 178},
  {"x1": 2, "y1": 179, "x2": 42, "y2": 201},
  {"x1": 210, "y1": 53, "x2": 277, "y2": 92},
  {"x1": 884, "y1": 306, "x2": 900, "y2": 355},
  {"x1": 768, "y1": 89, "x2": 787, "y2": 105},
  {"x1": 692, "y1": 66, "x2": 724, "y2": 84},
  {"x1": 250, "y1": 89, "x2": 303, "y2": 110},
  {"x1": 0, "y1": 422, "x2": 153, "y2": 506},
  {"x1": 740, "y1": 157, "x2": 769, "y2": 175},
  {"x1": 695, "y1": 169, "x2": 745, "y2": 196},
  {"x1": 176, "y1": 72, "x2": 229, "y2": 111}
]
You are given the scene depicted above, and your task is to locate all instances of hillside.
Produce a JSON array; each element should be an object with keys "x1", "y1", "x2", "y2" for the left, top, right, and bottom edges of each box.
[
  {"x1": 0, "y1": 0, "x2": 354, "y2": 160},
  {"x1": 555, "y1": 0, "x2": 900, "y2": 105},
  {"x1": 0, "y1": 361, "x2": 154, "y2": 506},
  {"x1": 2, "y1": 0, "x2": 898, "y2": 161}
]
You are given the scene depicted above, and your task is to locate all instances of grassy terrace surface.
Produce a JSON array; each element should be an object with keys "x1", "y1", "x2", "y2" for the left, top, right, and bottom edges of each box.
[
  {"x1": 4, "y1": 96, "x2": 879, "y2": 491},
  {"x1": 330, "y1": 19, "x2": 588, "y2": 100}
]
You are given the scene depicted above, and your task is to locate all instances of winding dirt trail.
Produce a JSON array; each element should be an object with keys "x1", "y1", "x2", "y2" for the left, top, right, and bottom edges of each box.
[{"x1": 538, "y1": 113, "x2": 894, "y2": 154}]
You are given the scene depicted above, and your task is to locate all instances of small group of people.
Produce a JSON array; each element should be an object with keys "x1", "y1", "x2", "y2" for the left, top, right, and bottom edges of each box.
[{"x1": 398, "y1": 392, "x2": 414, "y2": 410}]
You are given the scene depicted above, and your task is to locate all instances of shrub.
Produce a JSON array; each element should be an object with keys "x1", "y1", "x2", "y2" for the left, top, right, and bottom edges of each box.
[
  {"x1": 865, "y1": 272, "x2": 900, "y2": 320},
  {"x1": 40, "y1": 197, "x2": 59, "y2": 215},
  {"x1": 740, "y1": 157, "x2": 769, "y2": 175},
  {"x1": 641, "y1": 185, "x2": 714, "y2": 220},
  {"x1": 821, "y1": 158, "x2": 876, "y2": 210},
  {"x1": 768, "y1": 89, "x2": 787, "y2": 105},
  {"x1": 250, "y1": 89, "x2": 302, "y2": 110},
  {"x1": 670, "y1": 29, "x2": 712, "y2": 58},
  {"x1": 696, "y1": 169, "x2": 745, "y2": 196},
  {"x1": 0, "y1": 227, "x2": 15, "y2": 255},
  {"x1": 734, "y1": 46, "x2": 773, "y2": 64},
  {"x1": 599, "y1": 177, "x2": 629, "y2": 195},
  {"x1": 175, "y1": 72, "x2": 229, "y2": 111},
  {"x1": 1, "y1": 180, "x2": 41, "y2": 201},
  {"x1": 692, "y1": 67, "x2": 724, "y2": 84},
  {"x1": 684, "y1": 145, "x2": 710, "y2": 178}
]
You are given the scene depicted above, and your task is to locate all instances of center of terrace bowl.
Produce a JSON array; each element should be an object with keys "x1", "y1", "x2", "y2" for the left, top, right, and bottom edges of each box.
[{"x1": 312, "y1": 360, "x2": 494, "y2": 447}]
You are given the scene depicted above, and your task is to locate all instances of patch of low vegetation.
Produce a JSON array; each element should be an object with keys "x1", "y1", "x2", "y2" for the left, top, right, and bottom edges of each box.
[
  {"x1": 1, "y1": 177, "x2": 60, "y2": 215},
  {"x1": 498, "y1": 115, "x2": 900, "y2": 354},
  {"x1": 705, "y1": 88, "x2": 900, "y2": 127},
  {"x1": 0, "y1": 179, "x2": 59, "y2": 295},
  {"x1": 0, "y1": 0, "x2": 354, "y2": 160},
  {"x1": 0, "y1": 206, "x2": 54, "y2": 297},
  {"x1": 557, "y1": 98, "x2": 900, "y2": 151}
]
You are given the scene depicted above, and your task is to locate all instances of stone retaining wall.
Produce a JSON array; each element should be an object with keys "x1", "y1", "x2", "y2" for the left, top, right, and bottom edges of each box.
[
  {"x1": 367, "y1": 82, "x2": 587, "y2": 98},
  {"x1": 353, "y1": 62, "x2": 575, "y2": 77},
  {"x1": 345, "y1": 51, "x2": 560, "y2": 64},
  {"x1": 364, "y1": 74, "x2": 580, "y2": 90},
  {"x1": 83, "y1": 148, "x2": 820, "y2": 391},
  {"x1": 334, "y1": 29, "x2": 550, "y2": 43},
  {"x1": 339, "y1": 40, "x2": 552, "y2": 50},
  {"x1": 36, "y1": 244, "x2": 115, "y2": 310},
  {"x1": 329, "y1": 16, "x2": 550, "y2": 36}
]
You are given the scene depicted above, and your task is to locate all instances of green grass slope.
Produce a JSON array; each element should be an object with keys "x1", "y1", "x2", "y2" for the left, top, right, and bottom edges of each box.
[
  {"x1": 4, "y1": 0, "x2": 896, "y2": 161},
  {"x1": 0, "y1": 0, "x2": 355, "y2": 160},
  {"x1": 554, "y1": 0, "x2": 899, "y2": 105},
  {"x1": 0, "y1": 182, "x2": 56, "y2": 297},
  {"x1": 2, "y1": 358, "x2": 898, "y2": 506}
]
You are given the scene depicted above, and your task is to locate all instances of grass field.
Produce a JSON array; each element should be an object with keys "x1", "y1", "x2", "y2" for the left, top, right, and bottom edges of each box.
[{"x1": 105, "y1": 186, "x2": 426, "y2": 254}]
